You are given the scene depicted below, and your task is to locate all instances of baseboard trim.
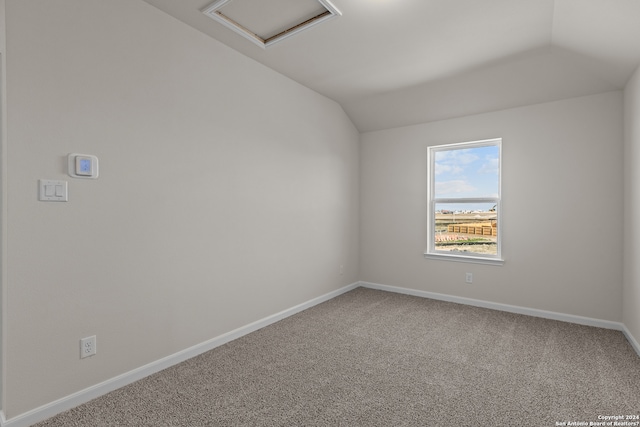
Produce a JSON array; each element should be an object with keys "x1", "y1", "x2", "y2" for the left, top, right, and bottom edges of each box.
[
  {"x1": 359, "y1": 281, "x2": 628, "y2": 332},
  {"x1": 359, "y1": 281, "x2": 640, "y2": 357},
  {"x1": 0, "y1": 282, "x2": 359, "y2": 427},
  {"x1": 622, "y1": 325, "x2": 640, "y2": 357},
  {"x1": 3, "y1": 280, "x2": 636, "y2": 426}
]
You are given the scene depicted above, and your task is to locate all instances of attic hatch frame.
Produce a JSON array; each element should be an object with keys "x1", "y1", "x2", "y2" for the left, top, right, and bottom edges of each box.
[{"x1": 202, "y1": 0, "x2": 341, "y2": 49}]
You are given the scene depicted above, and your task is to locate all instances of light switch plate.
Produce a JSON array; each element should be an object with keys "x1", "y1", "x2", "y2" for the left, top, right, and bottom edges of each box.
[{"x1": 39, "y1": 179, "x2": 68, "y2": 202}]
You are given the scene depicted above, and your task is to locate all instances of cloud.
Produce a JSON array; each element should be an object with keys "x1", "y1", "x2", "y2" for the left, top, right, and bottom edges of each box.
[
  {"x1": 436, "y1": 149, "x2": 479, "y2": 165},
  {"x1": 435, "y1": 180, "x2": 476, "y2": 195},
  {"x1": 435, "y1": 149, "x2": 480, "y2": 176},
  {"x1": 434, "y1": 163, "x2": 464, "y2": 175},
  {"x1": 478, "y1": 157, "x2": 499, "y2": 174}
]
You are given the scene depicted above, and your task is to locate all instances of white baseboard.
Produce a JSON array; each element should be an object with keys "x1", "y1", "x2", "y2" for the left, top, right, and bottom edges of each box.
[
  {"x1": 0, "y1": 282, "x2": 359, "y2": 427},
  {"x1": 622, "y1": 324, "x2": 640, "y2": 357},
  {"x1": 359, "y1": 281, "x2": 640, "y2": 356},
  {"x1": 3, "y1": 280, "x2": 637, "y2": 426}
]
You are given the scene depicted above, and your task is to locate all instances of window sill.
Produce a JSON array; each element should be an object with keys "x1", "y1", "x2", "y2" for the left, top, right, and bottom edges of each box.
[{"x1": 424, "y1": 252, "x2": 504, "y2": 266}]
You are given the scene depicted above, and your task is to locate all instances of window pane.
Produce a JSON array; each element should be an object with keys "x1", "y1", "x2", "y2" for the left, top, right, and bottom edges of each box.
[
  {"x1": 434, "y1": 145, "x2": 499, "y2": 199},
  {"x1": 434, "y1": 202, "x2": 497, "y2": 256}
]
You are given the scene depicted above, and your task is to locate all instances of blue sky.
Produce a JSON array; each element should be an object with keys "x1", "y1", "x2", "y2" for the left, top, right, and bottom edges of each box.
[{"x1": 433, "y1": 145, "x2": 499, "y2": 210}]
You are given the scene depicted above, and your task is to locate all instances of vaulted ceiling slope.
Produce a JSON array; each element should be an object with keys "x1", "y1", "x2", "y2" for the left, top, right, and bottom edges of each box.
[{"x1": 142, "y1": 0, "x2": 640, "y2": 132}]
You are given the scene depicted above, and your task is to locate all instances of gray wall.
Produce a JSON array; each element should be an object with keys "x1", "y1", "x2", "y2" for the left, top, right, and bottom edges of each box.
[
  {"x1": 360, "y1": 92, "x2": 624, "y2": 322},
  {"x1": 2, "y1": 0, "x2": 359, "y2": 417},
  {"x1": 624, "y1": 67, "x2": 640, "y2": 346},
  {"x1": 0, "y1": 0, "x2": 6, "y2": 413}
]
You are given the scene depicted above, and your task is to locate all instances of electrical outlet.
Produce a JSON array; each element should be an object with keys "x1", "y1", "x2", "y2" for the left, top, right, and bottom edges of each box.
[
  {"x1": 80, "y1": 335, "x2": 96, "y2": 359},
  {"x1": 465, "y1": 273, "x2": 473, "y2": 284}
]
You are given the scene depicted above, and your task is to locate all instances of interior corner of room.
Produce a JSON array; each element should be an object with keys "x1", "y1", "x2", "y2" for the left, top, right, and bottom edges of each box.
[{"x1": 0, "y1": 0, "x2": 639, "y2": 425}]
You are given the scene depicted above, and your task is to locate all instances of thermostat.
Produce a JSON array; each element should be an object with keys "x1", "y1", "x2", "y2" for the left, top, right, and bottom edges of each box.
[{"x1": 68, "y1": 154, "x2": 99, "y2": 179}]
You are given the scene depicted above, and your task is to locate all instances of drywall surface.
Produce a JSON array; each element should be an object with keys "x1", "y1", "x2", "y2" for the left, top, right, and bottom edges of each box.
[
  {"x1": 360, "y1": 92, "x2": 623, "y2": 322},
  {"x1": 3, "y1": 0, "x2": 359, "y2": 418},
  {"x1": 0, "y1": 0, "x2": 6, "y2": 415},
  {"x1": 624, "y1": 66, "x2": 640, "y2": 347}
]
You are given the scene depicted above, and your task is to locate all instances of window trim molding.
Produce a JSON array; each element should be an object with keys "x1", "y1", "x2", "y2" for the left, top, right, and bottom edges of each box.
[
  {"x1": 425, "y1": 138, "x2": 503, "y2": 264},
  {"x1": 423, "y1": 252, "x2": 505, "y2": 266}
]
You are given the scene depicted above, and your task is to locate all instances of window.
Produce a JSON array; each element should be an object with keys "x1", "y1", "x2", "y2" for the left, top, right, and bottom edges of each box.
[{"x1": 426, "y1": 138, "x2": 503, "y2": 265}]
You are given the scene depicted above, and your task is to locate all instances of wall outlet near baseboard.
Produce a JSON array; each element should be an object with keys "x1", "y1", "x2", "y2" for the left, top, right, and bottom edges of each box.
[
  {"x1": 465, "y1": 273, "x2": 473, "y2": 284},
  {"x1": 80, "y1": 336, "x2": 97, "y2": 359}
]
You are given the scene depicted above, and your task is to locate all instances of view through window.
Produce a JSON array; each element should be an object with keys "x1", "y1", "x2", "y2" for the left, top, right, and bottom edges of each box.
[{"x1": 427, "y1": 139, "x2": 502, "y2": 262}]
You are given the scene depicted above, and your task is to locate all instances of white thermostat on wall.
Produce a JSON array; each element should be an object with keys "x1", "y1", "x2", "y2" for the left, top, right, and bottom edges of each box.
[{"x1": 68, "y1": 153, "x2": 99, "y2": 179}]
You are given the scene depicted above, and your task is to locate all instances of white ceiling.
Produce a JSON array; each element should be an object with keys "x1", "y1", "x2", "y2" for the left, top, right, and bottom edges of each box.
[{"x1": 142, "y1": 0, "x2": 640, "y2": 132}]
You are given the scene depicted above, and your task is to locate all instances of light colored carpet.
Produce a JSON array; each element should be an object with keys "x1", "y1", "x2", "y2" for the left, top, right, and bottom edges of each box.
[{"x1": 35, "y1": 288, "x2": 640, "y2": 426}]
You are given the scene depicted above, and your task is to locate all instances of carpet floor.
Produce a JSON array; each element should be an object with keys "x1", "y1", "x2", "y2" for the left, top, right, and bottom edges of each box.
[{"x1": 34, "y1": 287, "x2": 640, "y2": 426}]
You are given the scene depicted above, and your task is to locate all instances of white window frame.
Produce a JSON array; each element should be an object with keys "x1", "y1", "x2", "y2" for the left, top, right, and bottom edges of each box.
[{"x1": 425, "y1": 138, "x2": 504, "y2": 265}]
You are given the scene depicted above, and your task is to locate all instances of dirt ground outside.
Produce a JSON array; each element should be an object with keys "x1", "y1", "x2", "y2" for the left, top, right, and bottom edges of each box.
[
  {"x1": 435, "y1": 240, "x2": 497, "y2": 255},
  {"x1": 434, "y1": 212, "x2": 498, "y2": 255}
]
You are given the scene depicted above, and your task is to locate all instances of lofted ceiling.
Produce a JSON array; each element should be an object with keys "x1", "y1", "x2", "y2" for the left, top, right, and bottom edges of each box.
[{"x1": 142, "y1": 0, "x2": 640, "y2": 132}]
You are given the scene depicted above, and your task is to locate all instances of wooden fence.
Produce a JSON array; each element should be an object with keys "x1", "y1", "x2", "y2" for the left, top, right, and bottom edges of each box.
[{"x1": 447, "y1": 222, "x2": 497, "y2": 237}]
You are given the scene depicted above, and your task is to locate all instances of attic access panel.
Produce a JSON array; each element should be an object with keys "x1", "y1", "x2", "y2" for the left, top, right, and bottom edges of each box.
[{"x1": 202, "y1": 0, "x2": 341, "y2": 48}]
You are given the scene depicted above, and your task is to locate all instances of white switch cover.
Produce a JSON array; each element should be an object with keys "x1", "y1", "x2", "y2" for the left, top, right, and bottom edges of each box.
[{"x1": 39, "y1": 180, "x2": 68, "y2": 202}]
